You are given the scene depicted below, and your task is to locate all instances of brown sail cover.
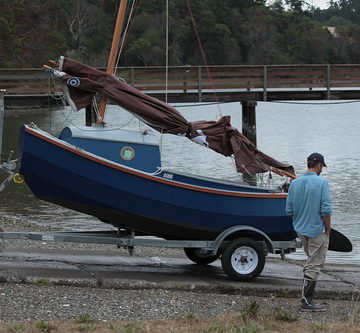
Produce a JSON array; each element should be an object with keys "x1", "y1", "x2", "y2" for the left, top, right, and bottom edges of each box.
[{"x1": 57, "y1": 56, "x2": 294, "y2": 176}]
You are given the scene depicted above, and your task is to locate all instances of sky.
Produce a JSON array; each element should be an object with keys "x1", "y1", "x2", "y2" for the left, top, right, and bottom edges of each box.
[
  {"x1": 308, "y1": 0, "x2": 330, "y2": 9},
  {"x1": 268, "y1": 1, "x2": 333, "y2": 10}
]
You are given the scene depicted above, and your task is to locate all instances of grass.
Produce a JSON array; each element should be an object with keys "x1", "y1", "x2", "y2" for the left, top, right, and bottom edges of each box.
[
  {"x1": 33, "y1": 279, "x2": 49, "y2": 287},
  {"x1": 242, "y1": 300, "x2": 261, "y2": 319},
  {"x1": 273, "y1": 308, "x2": 298, "y2": 322},
  {"x1": 75, "y1": 314, "x2": 95, "y2": 324},
  {"x1": 1, "y1": 306, "x2": 360, "y2": 333},
  {"x1": 34, "y1": 321, "x2": 54, "y2": 333},
  {"x1": 6, "y1": 324, "x2": 24, "y2": 333},
  {"x1": 74, "y1": 323, "x2": 97, "y2": 332},
  {"x1": 73, "y1": 314, "x2": 97, "y2": 332}
]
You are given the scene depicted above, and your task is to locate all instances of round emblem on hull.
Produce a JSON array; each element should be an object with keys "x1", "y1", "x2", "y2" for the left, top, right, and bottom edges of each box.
[{"x1": 120, "y1": 146, "x2": 135, "y2": 160}]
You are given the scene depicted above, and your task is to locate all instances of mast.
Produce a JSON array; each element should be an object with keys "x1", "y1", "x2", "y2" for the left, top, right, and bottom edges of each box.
[{"x1": 97, "y1": 0, "x2": 128, "y2": 125}]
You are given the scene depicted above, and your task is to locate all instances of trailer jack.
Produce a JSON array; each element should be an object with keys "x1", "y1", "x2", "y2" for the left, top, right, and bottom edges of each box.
[{"x1": 0, "y1": 151, "x2": 18, "y2": 193}]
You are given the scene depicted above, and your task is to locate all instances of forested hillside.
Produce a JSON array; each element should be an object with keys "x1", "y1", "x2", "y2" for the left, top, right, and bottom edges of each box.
[{"x1": 0, "y1": 0, "x2": 359, "y2": 68}]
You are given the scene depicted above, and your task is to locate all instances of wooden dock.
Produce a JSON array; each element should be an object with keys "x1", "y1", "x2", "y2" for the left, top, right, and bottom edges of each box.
[{"x1": 1, "y1": 64, "x2": 360, "y2": 108}]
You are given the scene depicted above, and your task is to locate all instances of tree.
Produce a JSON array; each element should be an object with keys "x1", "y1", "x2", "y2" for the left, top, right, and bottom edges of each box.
[
  {"x1": 124, "y1": 12, "x2": 165, "y2": 66},
  {"x1": 0, "y1": 0, "x2": 30, "y2": 67},
  {"x1": 337, "y1": 0, "x2": 360, "y2": 23},
  {"x1": 1, "y1": 0, "x2": 360, "y2": 67},
  {"x1": 240, "y1": 7, "x2": 282, "y2": 64}
]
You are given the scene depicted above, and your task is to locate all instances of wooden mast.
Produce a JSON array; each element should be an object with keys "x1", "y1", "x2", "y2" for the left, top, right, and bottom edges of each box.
[{"x1": 96, "y1": 0, "x2": 128, "y2": 125}]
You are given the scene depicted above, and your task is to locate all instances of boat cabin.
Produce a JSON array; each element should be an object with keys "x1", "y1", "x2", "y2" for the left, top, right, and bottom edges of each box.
[{"x1": 59, "y1": 126, "x2": 161, "y2": 173}]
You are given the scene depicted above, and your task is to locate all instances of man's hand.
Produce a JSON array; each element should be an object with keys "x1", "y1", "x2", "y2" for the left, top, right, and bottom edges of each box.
[{"x1": 323, "y1": 215, "x2": 331, "y2": 235}]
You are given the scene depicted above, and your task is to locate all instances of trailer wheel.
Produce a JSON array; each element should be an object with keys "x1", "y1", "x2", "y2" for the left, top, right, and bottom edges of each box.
[
  {"x1": 184, "y1": 248, "x2": 219, "y2": 265},
  {"x1": 221, "y1": 238, "x2": 265, "y2": 281}
]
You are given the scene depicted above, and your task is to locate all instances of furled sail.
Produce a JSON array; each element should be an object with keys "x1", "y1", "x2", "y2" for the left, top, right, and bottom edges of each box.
[{"x1": 54, "y1": 56, "x2": 295, "y2": 176}]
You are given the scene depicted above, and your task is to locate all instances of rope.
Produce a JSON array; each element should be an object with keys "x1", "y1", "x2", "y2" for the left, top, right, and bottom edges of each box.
[
  {"x1": 91, "y1": 96, "x2": 102, "y2": 122},
  {"x1": 165, "y1": 0, "x2": 169, "y2": 103},
  {"x1": 47, "y1": 72, "x2": 70, "y2": 134},
  {"x1": 173, "y1": 101, "x2": 235, "y2": 108},
  {"x1": 159, "y1": 128, "x2": 164, "y2": 165},
  {"x1": 174, "y1": 100, "x2": 360, "y2": 108},
  {"x1": 115, "y1": 0, "x2": 138, "y2": 74},
  {"x1": 48, "y1": 75, "x2": 66, "y2": 102},
  {"x1": 184, "y1": 0, "x2": 222, "y2": 117},
  {"x1": 270, "y1": 100, "x2": 360, "y2": 105}
]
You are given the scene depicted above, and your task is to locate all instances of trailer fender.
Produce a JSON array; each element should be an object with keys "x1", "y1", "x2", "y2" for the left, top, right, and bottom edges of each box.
[{"x1": 211, "y1": 225, "x2": 274, "y2": 255}]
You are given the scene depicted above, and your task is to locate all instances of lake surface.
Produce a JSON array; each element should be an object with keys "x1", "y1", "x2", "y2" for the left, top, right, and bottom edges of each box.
[{"x1": 1, "y1": 100, "x2": 360, "y2": 264}]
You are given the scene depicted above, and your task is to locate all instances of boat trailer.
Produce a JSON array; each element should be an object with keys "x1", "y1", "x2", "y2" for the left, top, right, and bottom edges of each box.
[
  {"x1": 0, "y1": 89, "x2": 299, "y2": 281},
  {"x1": 0, "y1": 226, "x2": 299, "y2": 281}
]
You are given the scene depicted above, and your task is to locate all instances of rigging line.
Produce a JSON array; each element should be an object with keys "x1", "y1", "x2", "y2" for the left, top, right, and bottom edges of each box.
[
  {"x1": 184, "y1": 0, "x2": 222, "y2": 117},
  {"x1": 49, "y1": 75, "x2": 66, "y2": 101},
  {"x1": 91, "y1": 96, "x2": 103, "y2": 122},
  {"x1": 47, "y1": 74, "x2": 52, "y2": 133},
  {"x1": 269, "y1": 100, "x2": 360, "y2": 105},
  {"x1": 173, "y1": 101, "x2": 235, "y2": 108},
  {"x1": 65, "y1": 113, "x2": 136, "y2": 132},
  {"x1": 58, "y1": 106, "x2": 75, "y2": 127},
  {"x1": 47, "y1": 73, "x2": 70, "y2": 133},
  {"x1": 159, "y1": 128, "x2": 164, "y2": 168},
  {"x1": 115, "y1": 0, "x2": 138, "y2": 73},
  {"x1": 165, "y1": 0, "x2": 169, "y2": 104},
  {"x1": 116, "y1": 115, "x2": 135, "y2": 128},
  {"x1": 159, "y1": 0, "x2": 169, "y2": 167}
]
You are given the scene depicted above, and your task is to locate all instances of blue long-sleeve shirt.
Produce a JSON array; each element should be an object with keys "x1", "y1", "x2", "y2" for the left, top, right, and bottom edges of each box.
[{"x1": 286, "y1": 172, "x2": 332, "y2": 238}]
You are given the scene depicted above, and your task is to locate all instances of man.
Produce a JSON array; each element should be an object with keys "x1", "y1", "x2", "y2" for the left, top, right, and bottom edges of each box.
[{"x1": 286, "y1": 153, "x2": 332, "y2": 312}]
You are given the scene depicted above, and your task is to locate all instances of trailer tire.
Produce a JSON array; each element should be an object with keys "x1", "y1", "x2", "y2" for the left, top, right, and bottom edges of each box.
[
  {"x1": 221, "y1": 238, "x2": 265, "y2": 281},
  {"x1": 184, "y1": 248, "x2": 219, "y2": 265}
]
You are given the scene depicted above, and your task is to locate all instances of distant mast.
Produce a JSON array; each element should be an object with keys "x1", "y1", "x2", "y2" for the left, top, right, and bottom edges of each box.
[{"x1": 97, "y1": 0, "x2": 128, "y2": 125}]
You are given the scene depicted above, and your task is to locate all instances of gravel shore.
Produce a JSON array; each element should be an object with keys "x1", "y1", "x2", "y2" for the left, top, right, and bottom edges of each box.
[
  {"x1": 1, "y1": 283, "x2": 358, "y2": 324},
  {"x1": 0, "y1": 216, "x2": 358, "y2": 324}
]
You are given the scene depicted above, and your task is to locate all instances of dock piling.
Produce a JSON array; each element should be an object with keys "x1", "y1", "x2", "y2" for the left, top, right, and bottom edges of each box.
[
  {"x1": 0, "y1": 90, "x2": 5, "y2": 163},
  {"x1": 241, "y1": 101, "x2": 257, "y2": 146}
]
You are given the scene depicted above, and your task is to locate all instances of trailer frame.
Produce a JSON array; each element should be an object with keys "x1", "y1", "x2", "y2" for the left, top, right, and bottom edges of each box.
[{"x1": 0, "y1": 225, "x2": 300, "y2": 281}]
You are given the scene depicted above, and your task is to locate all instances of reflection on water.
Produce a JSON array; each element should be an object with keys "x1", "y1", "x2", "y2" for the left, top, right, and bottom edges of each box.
[{"x1": 1, "y1": 101, "x2": 360, "y2": 263}]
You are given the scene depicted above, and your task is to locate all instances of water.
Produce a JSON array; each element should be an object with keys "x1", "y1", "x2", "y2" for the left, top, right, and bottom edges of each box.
[{"x1": 1, "y1": 101, "x2": 360, "y2": 264}]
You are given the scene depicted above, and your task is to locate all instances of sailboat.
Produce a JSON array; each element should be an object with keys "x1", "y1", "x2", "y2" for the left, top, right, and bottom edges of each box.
[{"x1": 18, "y1": 2, "x2": 297, "y2": 242}]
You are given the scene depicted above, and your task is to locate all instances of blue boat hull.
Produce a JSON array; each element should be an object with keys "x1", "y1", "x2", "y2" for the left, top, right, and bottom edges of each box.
[{"x1": 19, "y1": 125, "x2": 296, "y2": 241}]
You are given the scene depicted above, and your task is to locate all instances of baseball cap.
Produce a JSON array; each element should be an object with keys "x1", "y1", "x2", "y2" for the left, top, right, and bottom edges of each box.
[{"x1": 307, "y1": 153, "x2": 327, "y2": 167}]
